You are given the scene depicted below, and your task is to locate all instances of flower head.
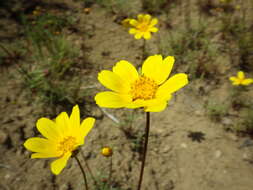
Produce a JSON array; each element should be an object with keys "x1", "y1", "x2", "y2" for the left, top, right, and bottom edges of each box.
[
  {"x1": 95, "y1": 55, "x2": 188, "y2": 112},
  {"x1": 123, "y1": 14, "x2": 158, "y2": 40},
  {"x1": 24, "y1": 105, "x2": 95, "y2": 175},
  {"x1": 101, "y1": 147, "x2": 113, "y2": 157},
  {"x1": 229, "y1": 71, "x2": 253, "y2": 86}
]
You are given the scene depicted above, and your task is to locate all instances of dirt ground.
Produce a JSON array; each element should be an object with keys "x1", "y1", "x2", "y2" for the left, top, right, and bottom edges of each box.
[{"x1": 1, "y1": 0, "x2": 253, "y2": 190}]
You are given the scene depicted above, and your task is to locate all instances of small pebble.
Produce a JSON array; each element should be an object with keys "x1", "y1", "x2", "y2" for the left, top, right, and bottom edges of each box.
[
  {"x1": 180, "y1": 143, "x2": 187, "y2": 148},
  {"x1": 221, "y1": 118, "x2": 232, "y2": 126},
  {"x1": 4, "y1": 174, "x2": 10, "y2": 179},
  {"x1": 194, "y1": 110, "x2": 203, "y2": 116},
  {"x1": 215, "y1": 150, "x2": 222, "y2": 158},
  {"x1": 228, "y1": 133, "x2": 238, "y2": 141},
  {"x1": 243, "y1": 153, "x2": 249, "y2": 160}
]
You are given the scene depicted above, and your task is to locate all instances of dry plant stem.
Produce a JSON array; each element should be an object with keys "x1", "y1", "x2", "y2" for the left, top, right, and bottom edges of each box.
[
  {"x1": 74, "y1": 155, "x2": 89, "y2": 190},
  {"x1": 80, "y1": 149, "x2": 99, "y2": 188},
  {"x1": 137, "y1": 112, "x2": 150, "y2": 190}
]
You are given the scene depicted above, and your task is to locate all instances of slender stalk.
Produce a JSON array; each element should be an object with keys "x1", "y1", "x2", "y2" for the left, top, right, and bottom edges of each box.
[
  {"x1": 137, "y1": 112, "x2": 150, "y2": 190},
  {"x1": 142, "y1": 39, "x2": 146, "y2": 61},
  {"x1": 74, "y1": 155, "x2": 89, "y2": 190},
  {"x1": 108, "y1": 156, "x2": 113, "y2": 189},
  {"x1": 80, "y1": 149, "x2": 99, "y2": 188}
]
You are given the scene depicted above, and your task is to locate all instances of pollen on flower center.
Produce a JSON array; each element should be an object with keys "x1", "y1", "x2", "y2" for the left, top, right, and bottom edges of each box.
[
  {"x1": 131, "y1": 76, "x2": 158, "y2": 101},
  {"x1": 58, "y1": 136, "x2": 77, "y2": 154},
  {"x1": 137, "y1": 22, "x2": 149, "y2": 32}
]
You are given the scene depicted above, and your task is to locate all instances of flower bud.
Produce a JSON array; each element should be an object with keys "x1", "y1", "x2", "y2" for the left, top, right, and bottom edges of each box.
[{"x1": 101, "y1": 147, "x2": 113, "y2": 157}]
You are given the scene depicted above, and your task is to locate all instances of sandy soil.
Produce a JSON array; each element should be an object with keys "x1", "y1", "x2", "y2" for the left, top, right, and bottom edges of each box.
[{"x1": 0, "y1": 0, "x2": 253, "y2": 190}]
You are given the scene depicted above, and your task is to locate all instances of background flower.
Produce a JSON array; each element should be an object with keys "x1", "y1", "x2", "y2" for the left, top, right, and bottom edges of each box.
[
  {"x1": 229, "y1": 71, "x2": 253, "y2": 86},
  {"x1": 24, "y1": 105, "x2": 95, "y2": 175},
  {"x1": 122, "y1": 14, "x2": 158, "y2": 40},
  {"x1": 95, "y1": 55, "x2": 188, "y2": 112}
]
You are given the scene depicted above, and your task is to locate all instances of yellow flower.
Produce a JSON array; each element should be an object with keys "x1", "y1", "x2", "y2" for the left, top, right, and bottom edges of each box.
[
  {"x1": 229, "y1": 71, "x2": 253, "y2": 86},
  {"x1": 101, "y1": 147, "x2": 113, "y2": 157},
  {"x1": 95, "y1": 55, "x2": 188, "y2": 112},
  {"x1": 126, "y1": 14, "x2": 158, "y2": 40},
  {"x1": 24, "y1": 105, "x2": 95, "y2": 175}
]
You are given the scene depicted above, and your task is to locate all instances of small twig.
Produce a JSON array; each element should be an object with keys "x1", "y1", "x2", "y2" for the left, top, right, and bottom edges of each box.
[
  {"x1": 0, "y1": 163, "x2": 11, "y2": 169},
  {"x1": 100, "y1": 108, "x2": 120, "y2": 124},
  {"x1": 80, "y1": 84, "x2": 101, "y2": 90}
]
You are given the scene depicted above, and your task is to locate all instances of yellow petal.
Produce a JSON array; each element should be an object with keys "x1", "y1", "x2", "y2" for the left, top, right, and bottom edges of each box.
[
  {"x1": 56, "y1": 112, "x2": 70, "y2": 136},
  {"x1": 95, "y1": 91, "x2": 132, "y2": 108},
  {"x1": 161, "y1": 56, "x2": 175, "y2": 82},
  {"x1": 69, "y1": 105, "x2": 80, "y2": 135},
  {"x1": 24, "y1": 137, "x2": 59, "y2": 156},
  {"x1": 31, "y1": 152, "x2": 60, "y2": 158},
  {"x1": 141, "y1": 55, "x2": 164, "y2": 84},
  {"x1": 157, "y1": 73, "x2": 188, "y2": 95},
  {"x1": 241, "y1": 79, "x2": 253, "y2": 85},
  {"x1": 98, "y1": 70, "x2": 130, "y2": 93},
  {"x1": 143, "y1": 14, "x2": 151, "y2": 22},
  {"x1": 229, "y1": 76, "x2": 237, "y2": 82},
  {"x1": 129, "y1": 28, "x2": 137, "y2": 34},
  {"x1": 150, "y1": 27, "x2": 158, "y2": 33},
  {"x1": 129, "y1": 19, "x2": 138, "y2": 27},
  {"x1": 126, "y1": 99, "x2": 145, "y2": 109},
  {"x1": 36, "y1": 118, "x2": 60, "y2": 141},
  {"x1": 232, "y1": 80, "x2": 240, "y2": 85},
  {"x1": 112, "y1": 60, "x2": 139, "y2": 85},
  {"x1": 145, "y1": 101, "x2": 167, "y2": 112},
  {"x1": 137, "y1": 14, "x2": 144, "y2": 21},
  {"x1": 50, "y1": 152, "x2": 71, "y2": 175},
  {"x1": 150, "y1": 18, "x2": 158, "y2": 26},
  {"x1": 134, "y1": 32, "x2": 143, "y2": 39},
  {"x1": 79, "y1": 117, "x2": 95, "y2": 143},
  {"x1": 142, "y1": 55, "x2": 175, "y2": 85},
  {"x1": 143, "y1": 32, "x2": 151, "y2": 40},
  {"x1": 238, "y1": 71, "x2": 245, "y2": 79}
]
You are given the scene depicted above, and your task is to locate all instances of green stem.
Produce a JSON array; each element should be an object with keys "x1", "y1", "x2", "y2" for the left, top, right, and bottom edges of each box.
[
  {"x1": 74, "y1": 155, "x2": 89, "y2": 190},
  {"x1": 137, "y1": 112, "x2": 150, "y2": 190}
]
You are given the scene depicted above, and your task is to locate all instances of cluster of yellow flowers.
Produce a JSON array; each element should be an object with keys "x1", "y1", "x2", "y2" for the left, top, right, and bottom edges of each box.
[
  {"x1": 23, "y1": 11, "x2": 253, "y2": 178},
  {"x1": 23, "y1": 11, "x2": 253, "y2": 180},
  {"x1": 24, "y1": 53, "x2": 188, "y2": 174}
]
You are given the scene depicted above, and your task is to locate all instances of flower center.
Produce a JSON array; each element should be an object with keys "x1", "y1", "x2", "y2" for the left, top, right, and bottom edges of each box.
[
  {"x1": 58, "y1": 136, "x2": 77, "y2": 154},
  {"x1": 137, "y1": 22, "x2": 149, "y2": 32},
  {"x1": 131, "y1": 76, "x2": 158, "y2": 101}
]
